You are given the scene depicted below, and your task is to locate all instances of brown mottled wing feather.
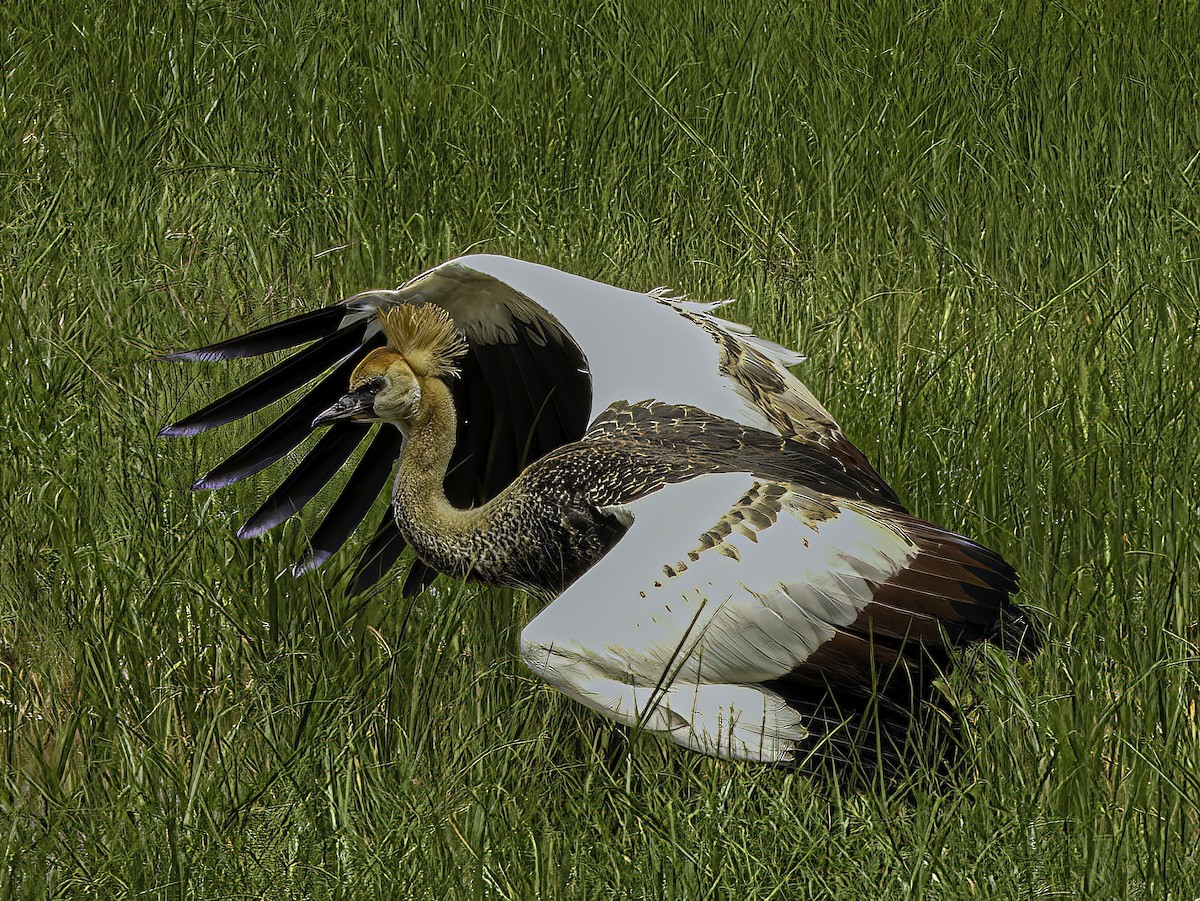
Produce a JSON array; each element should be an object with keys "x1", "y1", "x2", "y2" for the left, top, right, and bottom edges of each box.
[
  {"x1": 674, "y1": 309, "x2": 900, "y2": 508},
  {"x1": 565, "y1": 400, "x2": 901, "y2": 510}
]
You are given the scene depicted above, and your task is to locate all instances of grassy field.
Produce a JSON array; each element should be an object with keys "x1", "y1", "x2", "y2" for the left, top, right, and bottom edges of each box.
[{"x1": 3, "y1": 0, "x2": 1199, "y2": 896}]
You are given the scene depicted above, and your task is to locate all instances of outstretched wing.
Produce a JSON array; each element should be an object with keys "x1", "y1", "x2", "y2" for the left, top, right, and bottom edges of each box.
[
  {"x1": 520, "y1": 471, "x2": 1024, "y2": 763},
  {"x1": 405, "y1": 256, "x2": 884, "y2": 480},
  {"x1": 161, "y1": 255, "x2": 895, "y2": 595}
]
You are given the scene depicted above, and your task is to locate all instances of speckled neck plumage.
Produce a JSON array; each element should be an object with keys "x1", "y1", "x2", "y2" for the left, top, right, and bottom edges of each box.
[
  {"x1": 389, "y1": 371, "x2": 627, "y2": 593},
  {"x1": 390, "y1": 376, "x2": 497, "y2": 576}
]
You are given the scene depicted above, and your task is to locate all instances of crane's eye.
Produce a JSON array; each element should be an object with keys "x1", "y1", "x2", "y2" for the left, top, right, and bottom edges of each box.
[{"x1": 351, "y1": 375, "x2": 387, "y2": 394}]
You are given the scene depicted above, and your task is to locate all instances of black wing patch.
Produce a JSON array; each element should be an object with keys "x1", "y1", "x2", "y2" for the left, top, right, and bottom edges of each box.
[
  {"x1": 295, "y1": 427, "x2": 404, "y2": 575},
  {"x1": 238, "y1": 422, "x2": 372, "y2": 538},
  {"x1": 448, "y1": 323, "x2": 591, "y2": 507}
]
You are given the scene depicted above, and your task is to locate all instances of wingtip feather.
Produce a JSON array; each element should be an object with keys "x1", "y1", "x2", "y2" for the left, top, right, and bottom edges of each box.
[
  {"x1": 192, "y1": 474, "x2": 233, "y2": 491},
  {"x1": 158, "y1": 349, "x2": 226, "y2": 363},
  {"x1": 236, "y1": 520, "x2": 268, "y2": 540},
  {"x1": 160, "y1": 422, "x2": 204, "y2": 438},
  {"x1": 291, "y1": 550, "x2": 332, "y2": 577},
  {"x1": 157, "y1": 305, "x2": 353, "y2": 363}
]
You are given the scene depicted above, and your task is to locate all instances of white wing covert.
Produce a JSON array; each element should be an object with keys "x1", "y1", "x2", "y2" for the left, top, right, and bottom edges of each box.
[
  {"x1": 519, "y1": 470, "x2": 1018, "y2": 763},
  {"x1": 517, "y1": 472, "x2": 908, "y2": 761}
]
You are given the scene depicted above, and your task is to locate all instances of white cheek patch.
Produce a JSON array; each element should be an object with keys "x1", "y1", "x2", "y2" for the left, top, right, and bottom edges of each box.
[{"x1": 374, "y1": 382, "x2": 421, "y2": 423}]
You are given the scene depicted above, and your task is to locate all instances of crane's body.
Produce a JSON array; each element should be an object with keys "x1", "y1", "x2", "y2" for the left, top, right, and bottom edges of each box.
[
  {"x1": 162, "y1": 257, "x2": 1035, "y2": 766},
  {"x1": 162, "y1": 255, "x2": 895, "y2": 594}
]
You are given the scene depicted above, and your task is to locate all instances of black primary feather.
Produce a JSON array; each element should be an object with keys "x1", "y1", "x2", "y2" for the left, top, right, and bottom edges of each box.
[
  {"x1": 160, "y1": 323, "x2": 368, "y2": 437},
  {"x1": 192, "y1": 350, "x2": 368, "y2": 490},
  {"x1": 160, "y1": 304, "x2": 349, "y2": 362},
  {"x1": 294, "y1": 428, "x2": 404, "y2": 575},
  {"x1": 238, "y1": 422, "x2": 371, "y2": 538},
  {"x1": 349, "y1": 508, "x2": 410, "y2": 597}
]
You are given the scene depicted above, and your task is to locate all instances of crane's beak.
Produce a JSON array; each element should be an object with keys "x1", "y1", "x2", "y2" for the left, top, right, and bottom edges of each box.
[{"x1": 313, "y1": 387, "x2": 377, "y2": 427}]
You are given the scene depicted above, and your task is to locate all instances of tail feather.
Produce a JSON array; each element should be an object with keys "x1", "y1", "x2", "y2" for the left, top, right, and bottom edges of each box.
[
  {"x1": 994, "y1": 603, "x2": 1042, "y2": 661},
  {"x1": 294, "y1": 428, "x2": 403, "y2": 575},
  {"x1": 159, "y1": 305, "x2": 349, "y2": 362},
  {"x1": 160, "y1": 324, "x2": 369, "y2": 437},
  {"x1": 237, "y1": 422, "x2": 371, "y2": 538},
  {"x1": 770, "y1": 680, "x2": 917, "y2": 772}
]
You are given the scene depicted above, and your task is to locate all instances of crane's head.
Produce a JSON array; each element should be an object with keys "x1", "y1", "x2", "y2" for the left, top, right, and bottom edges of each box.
[{"x1": 313, "y1": 305, "x2": 467, "y2": 433}]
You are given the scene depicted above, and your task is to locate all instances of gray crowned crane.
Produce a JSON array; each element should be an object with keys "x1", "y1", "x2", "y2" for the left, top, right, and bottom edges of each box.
[{"x1": 161, "y1": 256, "x2": 1035, "y2": 764}]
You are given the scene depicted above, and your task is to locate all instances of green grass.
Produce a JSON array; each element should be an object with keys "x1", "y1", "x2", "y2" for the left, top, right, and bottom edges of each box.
[{"x1": 2, "y1": 0, "x2": 1199, "y2": 896}]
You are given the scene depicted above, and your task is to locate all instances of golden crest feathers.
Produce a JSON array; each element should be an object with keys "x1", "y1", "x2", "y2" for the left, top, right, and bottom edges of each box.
[{"x1": 378, "y1": 305, "x2": 468, "y2": 378}]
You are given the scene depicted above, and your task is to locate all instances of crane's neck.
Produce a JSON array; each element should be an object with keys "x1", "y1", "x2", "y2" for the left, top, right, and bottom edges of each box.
[
  {"x1": 390, "y1": 376, "x2": 495, "y2": 574},
  {"x1": 388, "y1": 375, "x2": 622, "y2": 592}
]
